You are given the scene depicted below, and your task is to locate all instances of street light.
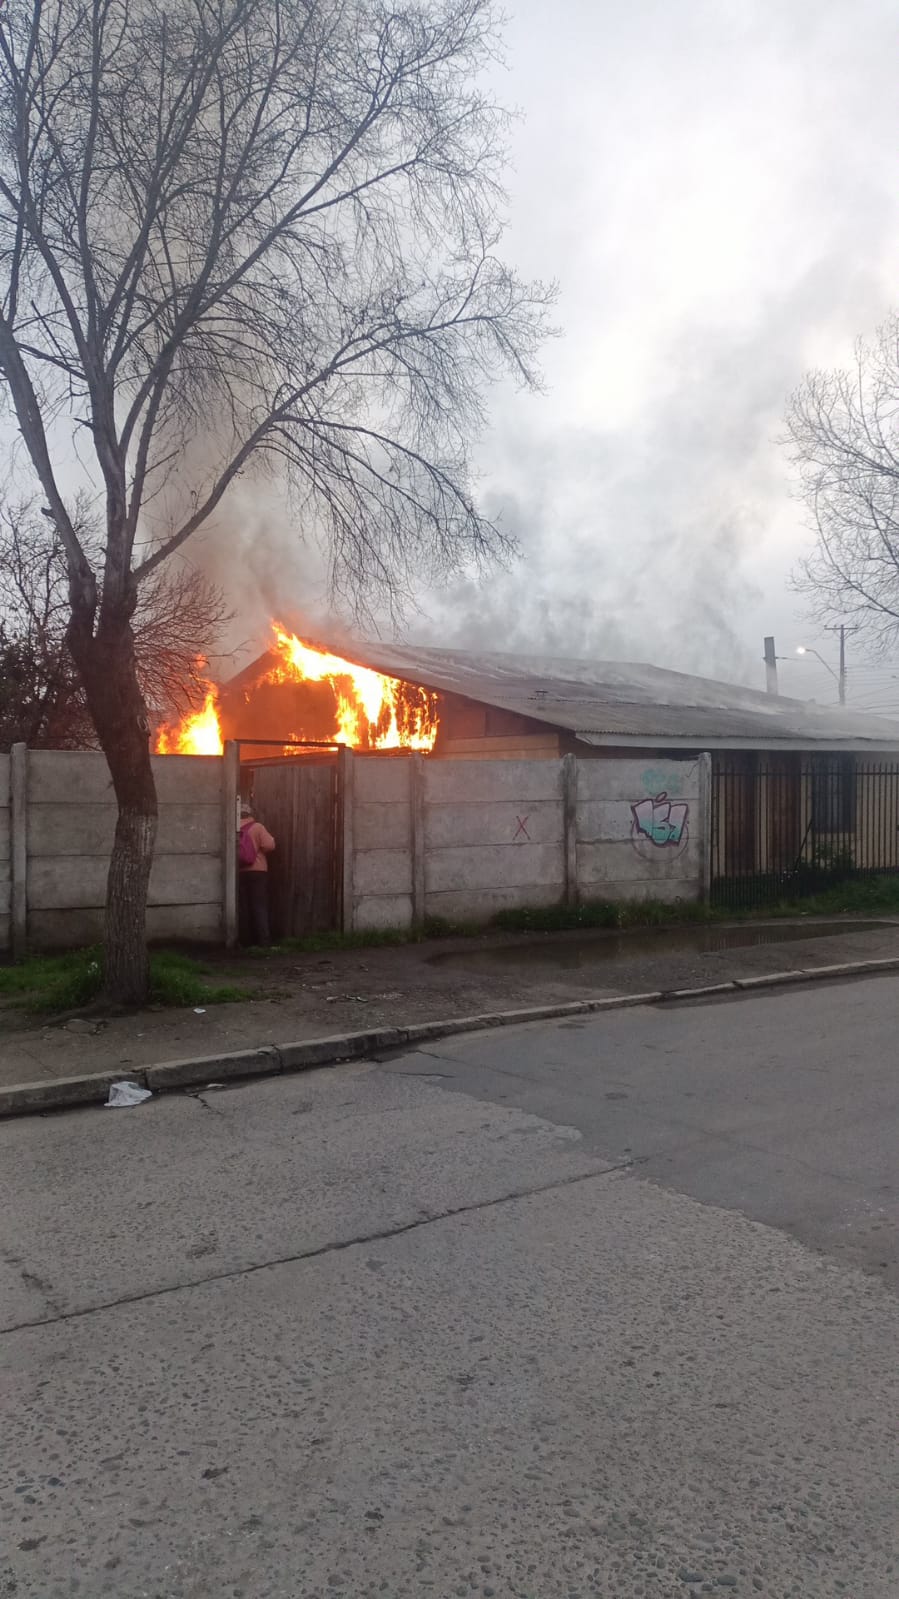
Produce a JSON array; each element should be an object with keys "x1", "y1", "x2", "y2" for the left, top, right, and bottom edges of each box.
[
  {"x1": 796, "y1": 645, "x2": 838, "y2": 680},
  {"x1": 795, "y1": 645, "x2": 844, "y2": 705}
]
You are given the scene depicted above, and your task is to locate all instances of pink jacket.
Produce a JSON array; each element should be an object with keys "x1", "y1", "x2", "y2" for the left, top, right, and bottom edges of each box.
[{"x1": 241, "y1": 818, "x2": 275, "y2": 872}]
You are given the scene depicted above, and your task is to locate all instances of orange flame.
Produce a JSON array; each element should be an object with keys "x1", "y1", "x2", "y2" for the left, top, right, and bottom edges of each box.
[
  {"x1": 155, "y1": 689, "x2": 224, "y2": 756},
  {"x1": 154, "y1": 631, "x2": 439, "y2": 755},
  {"x1": 268, "y1": 626, "x2": 439, "y2": 751}
]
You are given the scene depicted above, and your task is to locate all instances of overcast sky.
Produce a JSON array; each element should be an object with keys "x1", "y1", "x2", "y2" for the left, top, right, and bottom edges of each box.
[
  {"x1": 11, "y1": 0, "x2": 899, "y2": 705},
  {"x1": 410, "y1": 0, "x2": 899, "y2": 702}
]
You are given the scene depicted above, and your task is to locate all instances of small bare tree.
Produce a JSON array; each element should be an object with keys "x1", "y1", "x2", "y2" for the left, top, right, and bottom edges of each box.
[
  {"x1": 0, "y1": 0, "x2": 553, "y2": 1000},
  {"x1": 132, "y1": 564, "x2": 233, "y2": 720},
  {"x1": 786, "y1": 312, "x2": 899, "y2": 651},
  {"x1": 0, "y1": 500, "x2": 230, "y2": 747},
  {"x1": 0, "y1": 502, "x2": 88, "y2": 748}
]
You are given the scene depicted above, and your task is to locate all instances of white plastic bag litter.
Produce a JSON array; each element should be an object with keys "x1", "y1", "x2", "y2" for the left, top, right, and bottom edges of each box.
[{"x1": 105, "y1": 1080, "x2": 152, "y2": 1108}]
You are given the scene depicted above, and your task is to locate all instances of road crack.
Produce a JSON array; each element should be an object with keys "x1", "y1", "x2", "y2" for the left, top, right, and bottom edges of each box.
[{"x1": 0, "y1": 1157, "x2": 637, "y2": 1339}]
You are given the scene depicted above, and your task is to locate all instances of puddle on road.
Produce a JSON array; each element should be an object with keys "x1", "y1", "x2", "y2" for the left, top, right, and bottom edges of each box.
[{"x1": 429, "y1": 920, "x2": 889, "y2": 973}]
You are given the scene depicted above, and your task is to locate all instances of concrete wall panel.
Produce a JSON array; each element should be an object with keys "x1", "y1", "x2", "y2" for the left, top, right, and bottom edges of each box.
[
  {"x1": 353, "y1": 801, "x2": 412, "y2": 851},
  {"x1": 27, "y1": 853, "x2": 221, "y2": 911},
  {"x1": 27, "y1": 749, "x2": 220, "y2": 804},
  {"x1": 574, "y1": 757, "x2": 702, "y2": 905},
  {"x1": 28, "y1": 902, "x2": 223, "y2": 950},
  {"x1": 28, "y1": 803, "x2": 220, "y2": 858},
  {"x1": 152, "y1": 754, "x2": 221, "y2": 804},
  {"x1": 350, "y1": 760, "x2": 414, "y2": 930},
  {"x1": 352, "y1": 848, "x2": 413, "y2": 897},
  {"x1": 151, "y1": 853, "x2": 221, "y2": 905},
  {"x1": 27, "y1": 907, "x2": 106, "y2": 947},
  {"x1": 426, "y1": 883, "x2": 562, "y2": 921},
  {"x1": 346, "y1": 750, "x2": 707, "y2": 930},
  {"x1": 145, "y1": 903, "x2": 223, "y2": 940},
  {"x1": 354, "y1": 893, "x2": 413, "y2": 931},
  {"x1": 577, "y1": 799, "x2": 640, "y2": 844},
  {"x1": 580, "y1": 878, "x2": 692, "y2": 905},
  {"x1": 425, "y1": 842, "x2": 563, "y2": 894},
  {"x1": 424, "y1": 760, "x2": 562, "y2": 804},
  {"x1": 578, "y1": 799, "x2": 704, "y2": 850},
  {"x1": 578, "y1": 839, "x2": 701, "y2": 889},
  {"x1": 578, "y1": 757, "x2": 700, "y2": 805},
  {"x1": 27, "y1": 856, "x2": 107, "y2": 910},
  {"x1": 354, "y1": 759, "x2": 412, "y2": 804},
  {"x1": 14, "y1": 751, "x2": 227, "y2": 949},
  {"x1": 28, "y1": 750, "x2": 116, "y2": 804},
  {"x1": 425, "y1": 800, "x2": 564, "y2": 849}
]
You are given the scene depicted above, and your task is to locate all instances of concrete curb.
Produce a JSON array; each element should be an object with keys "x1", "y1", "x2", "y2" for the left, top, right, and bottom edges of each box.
[{"x1": 2, "y1": 955, "x2": 899, "y2": 1119}]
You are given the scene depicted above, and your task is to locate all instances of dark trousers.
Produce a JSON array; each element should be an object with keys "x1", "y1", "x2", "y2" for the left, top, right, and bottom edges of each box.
[{"x1": 239, "y1": 871, "x2": 271, "y2": 946}]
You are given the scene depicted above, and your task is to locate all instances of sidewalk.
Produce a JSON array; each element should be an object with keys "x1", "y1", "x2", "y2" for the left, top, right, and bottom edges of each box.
[{"x1": 3, "y1": 915, "x2": 899, "y2": 1102}]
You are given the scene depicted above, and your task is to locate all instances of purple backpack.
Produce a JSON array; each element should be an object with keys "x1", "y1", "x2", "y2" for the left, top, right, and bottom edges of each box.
[{"x1": 238, "y1": 819, "x2": 257, "y2": 868}]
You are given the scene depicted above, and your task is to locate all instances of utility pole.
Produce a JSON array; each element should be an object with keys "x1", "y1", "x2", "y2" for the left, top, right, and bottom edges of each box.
[
  {"x1": 823, "y1": 623, "x2": 858, "y2": 706},
  {"x1": 763, "y1": 636, "x2": 778, "y2": 696}
]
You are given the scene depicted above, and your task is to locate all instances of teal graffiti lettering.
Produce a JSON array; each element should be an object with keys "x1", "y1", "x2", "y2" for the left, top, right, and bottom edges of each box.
[
  {"x1": 641, "y1": 767, "x2": 684, "y2": 798},
  {"x1": 631, "y1": 793, "x2": 689, "y2": 848}
]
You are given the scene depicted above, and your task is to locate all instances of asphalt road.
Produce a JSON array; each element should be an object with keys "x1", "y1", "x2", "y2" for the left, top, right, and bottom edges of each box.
[
  {"x1": 386, "y1": 972, "x2": 899, "y2": 1291},
  {"x1": 1, "y1": 976, "x2": 898, "y2": 1598}
]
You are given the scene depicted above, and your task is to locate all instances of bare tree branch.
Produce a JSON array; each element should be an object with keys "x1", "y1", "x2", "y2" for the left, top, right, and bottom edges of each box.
[
  {"x1": 0, "y1": 499, "x2": 231, "y2": 746},
  {"x1": 785, "y1": 312, "x2": 899, "y2": 654}
]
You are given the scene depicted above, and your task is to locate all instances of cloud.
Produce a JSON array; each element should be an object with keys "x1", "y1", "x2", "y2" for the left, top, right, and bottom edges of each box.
[
  {"x1": 148, "y1": 0, "x2": 899, "y2": 695},
  {"x1": 395, "y1": 0, "x2": 897, "y2": 687}
]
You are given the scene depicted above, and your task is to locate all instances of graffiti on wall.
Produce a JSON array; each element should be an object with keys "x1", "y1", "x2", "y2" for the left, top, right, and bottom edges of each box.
[
  {"x1": 640, "y1": 767, "x2": 684, "y2": 798},
  {"x1": 631, "y1": 792, "x2": 690, "y2": 857}
]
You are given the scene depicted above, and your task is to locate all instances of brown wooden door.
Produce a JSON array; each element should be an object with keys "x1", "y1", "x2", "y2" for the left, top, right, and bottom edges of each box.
[{"x1": 250, "y1": 759, "x2": 338, "y2": 937}]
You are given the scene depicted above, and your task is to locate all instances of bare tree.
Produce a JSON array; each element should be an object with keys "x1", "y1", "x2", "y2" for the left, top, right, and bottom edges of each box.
[
  {"x1": 0, "y1": 500, "x2": 230, "y2": 748},
  {"x1": 0, "y1": 0, "x2": 553, "y2": 1000},
  {"x1": 786, "y1": 312, "x2": 899, "y2": 651},
  {"x1": 0, "y1": 501, "x2": 88, "y2": 748},
  {"x1": 133, "y1": 564, "x2": 233, "y2": 720}
]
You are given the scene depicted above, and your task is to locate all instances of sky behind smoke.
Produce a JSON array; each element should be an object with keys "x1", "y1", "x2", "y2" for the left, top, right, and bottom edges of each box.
[
  {"x1": 414, "y1": 0, "x2": 899, "y2": 702},
  {"x1": 8, "y1": 0, "x2": 899, "y2": 709},
  {"x1": 215, "y1": 0, "x2": 899, "y2": 705}
]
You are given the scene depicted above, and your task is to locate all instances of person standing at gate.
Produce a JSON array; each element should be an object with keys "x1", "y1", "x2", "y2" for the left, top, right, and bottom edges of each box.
[{"x1": 238, "y1": 800, "x2": 275, "y2": 945}]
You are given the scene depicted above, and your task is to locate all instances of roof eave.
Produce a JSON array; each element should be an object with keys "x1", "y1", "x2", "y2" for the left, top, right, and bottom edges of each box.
[{"x1": 575, "y1": 732, "x2": 899, "y2": 752}]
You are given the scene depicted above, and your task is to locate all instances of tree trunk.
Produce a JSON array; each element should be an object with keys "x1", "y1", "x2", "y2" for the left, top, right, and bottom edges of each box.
[{"x1": 67, "y1": 602, "x2": 157, "y2": 1006}]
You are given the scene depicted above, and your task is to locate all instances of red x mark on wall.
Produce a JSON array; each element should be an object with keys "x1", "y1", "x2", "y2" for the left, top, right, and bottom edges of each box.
[{"x1": 513, "y1": 815, "x2": 531, "y2": 841}]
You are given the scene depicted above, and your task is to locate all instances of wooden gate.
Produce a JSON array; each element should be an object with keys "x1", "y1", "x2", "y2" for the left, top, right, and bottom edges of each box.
[{"x1": 246, "y1": 756, "x2": 340, "y2": 938}]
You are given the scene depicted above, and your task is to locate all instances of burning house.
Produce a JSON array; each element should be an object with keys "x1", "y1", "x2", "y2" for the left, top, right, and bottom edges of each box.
[
  {"x1": 147, "y1": 631, "x2": 899, "y2": 944},
  {"x1": 156, "y1": 625, "x2": 899, "y2": 766},
  {"x1": 155, "y1": 627, "x2": 442, "y2": 758},
  {"x1": 8, "y1": 635, "x2": 899, "y2": 955}
]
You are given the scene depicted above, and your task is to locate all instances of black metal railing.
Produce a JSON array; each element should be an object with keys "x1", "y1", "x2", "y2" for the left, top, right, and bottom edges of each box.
[{"x1": 710, "y1": 755, "x2": 899, "y2": 908}]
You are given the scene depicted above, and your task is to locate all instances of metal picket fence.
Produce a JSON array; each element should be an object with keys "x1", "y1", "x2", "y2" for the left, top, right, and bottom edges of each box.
[{"x1": 710, "y1": 756, "x2": 899, "y2": 908}]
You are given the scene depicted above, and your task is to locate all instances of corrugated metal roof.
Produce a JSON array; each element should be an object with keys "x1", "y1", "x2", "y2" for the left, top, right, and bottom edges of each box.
[
  {"x1": 229, "y1": 639, "x2": 899, "y2": 750},
  {"x1": 318, "y1": 640, "x2": 899, "y2": 750}
]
